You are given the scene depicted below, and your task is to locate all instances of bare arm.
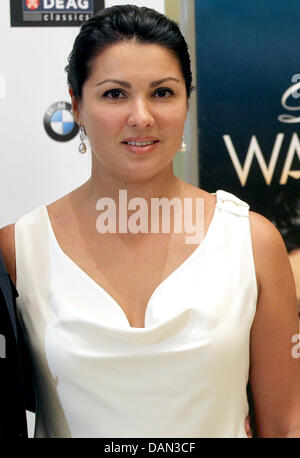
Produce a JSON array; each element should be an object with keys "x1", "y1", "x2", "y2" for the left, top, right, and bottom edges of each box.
[{"x1": 249, "y1": 212, "x2": 300, "y2": 437}]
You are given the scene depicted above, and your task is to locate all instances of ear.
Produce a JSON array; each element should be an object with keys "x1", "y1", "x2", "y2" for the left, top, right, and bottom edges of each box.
[{"x1": 69, "y1": 87, "x2": 80, "y2": 125}]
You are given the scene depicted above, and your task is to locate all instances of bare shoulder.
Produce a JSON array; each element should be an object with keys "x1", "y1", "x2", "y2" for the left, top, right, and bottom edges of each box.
[
  {"x1": 248, "y1": 210, "x2": 296, "y2": 305},
  {"x1": 249, "y1": 211, "x2": 289, "y2": 270},
  {"x1": 249, "y1": 210, "x2": 285, "y2": 247},
  {"x1": 0, "y1": 223, "x2": 16, "y2": 284}
]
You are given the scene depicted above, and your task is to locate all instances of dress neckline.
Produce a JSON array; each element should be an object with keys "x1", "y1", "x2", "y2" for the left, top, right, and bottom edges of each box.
[{"x1": 43, "y1": 192, "x2": 220, "y2": 329}]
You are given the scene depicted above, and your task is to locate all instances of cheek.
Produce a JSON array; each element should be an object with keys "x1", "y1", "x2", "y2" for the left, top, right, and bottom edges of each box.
[
  {"x1": 165, "y1": 112, "x2": 186, "y2": 136},
  {"x1": 164, "y1": 101, "x2": 187, "y2": 127},
  {"x1": 85, "y1": 110, "x2": 124, "y2": 139}
]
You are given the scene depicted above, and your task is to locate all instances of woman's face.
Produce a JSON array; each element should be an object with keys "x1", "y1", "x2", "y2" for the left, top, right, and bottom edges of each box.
[{"x1": 71, "y1": 41, "x2": 188, "y2": 181}]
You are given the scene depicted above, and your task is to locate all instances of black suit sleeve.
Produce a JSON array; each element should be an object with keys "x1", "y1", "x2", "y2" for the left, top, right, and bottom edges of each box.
[{"x1": 9, "y1": 277, "x2": 36, "y2": 414}]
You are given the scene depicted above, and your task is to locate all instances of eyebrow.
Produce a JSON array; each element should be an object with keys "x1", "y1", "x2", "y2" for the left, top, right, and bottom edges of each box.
[{"x1": 96, "y1": 77, "x2": 180, "y2": 88}]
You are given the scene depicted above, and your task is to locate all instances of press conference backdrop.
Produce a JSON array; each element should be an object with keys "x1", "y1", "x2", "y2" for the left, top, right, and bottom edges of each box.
[
  {"x1": 195, "y1": 0, "x2": 300, "y2": 222},
  {"x1": 0, "y1": 0, "x2": 165, "y2": 228}
]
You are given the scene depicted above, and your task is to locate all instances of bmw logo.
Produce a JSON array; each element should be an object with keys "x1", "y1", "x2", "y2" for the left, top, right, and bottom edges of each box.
[{"x1": 43, "y1": 101, "x2": 79, "y2": 142}]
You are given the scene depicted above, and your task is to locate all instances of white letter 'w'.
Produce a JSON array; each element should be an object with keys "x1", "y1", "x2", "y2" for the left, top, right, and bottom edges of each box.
[{"x1": 223, "y1": 134, "x2": 284, "y2": 186}]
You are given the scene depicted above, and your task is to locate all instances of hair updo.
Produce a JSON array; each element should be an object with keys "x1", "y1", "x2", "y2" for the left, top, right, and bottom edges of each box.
[{"x1": 66, "y1": 4, "x2": 193, "y2": 100}]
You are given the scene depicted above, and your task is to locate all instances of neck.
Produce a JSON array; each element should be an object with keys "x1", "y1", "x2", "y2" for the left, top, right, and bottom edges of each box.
[{"x1": 75, "y1": 162, "x2": 184, "y2": 211}]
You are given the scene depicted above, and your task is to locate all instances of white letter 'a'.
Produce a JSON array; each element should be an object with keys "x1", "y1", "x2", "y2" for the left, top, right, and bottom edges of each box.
[{"x1": 223, "y1": 134, "x2": 284, "y2": 186}]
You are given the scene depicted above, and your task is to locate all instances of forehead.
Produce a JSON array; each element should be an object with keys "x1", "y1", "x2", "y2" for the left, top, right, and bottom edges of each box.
[{"x1": 88, "y1": 41, "x2": 183, "y2": 82}]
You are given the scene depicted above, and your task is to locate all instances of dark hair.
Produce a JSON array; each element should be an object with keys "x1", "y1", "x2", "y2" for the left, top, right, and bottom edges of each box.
[
  {"x1": 66, "y1": 4, "x2": 193, "y2": 100},
  {"x1": 272, "y1": 188, "x2": 300, "y2": 253}
]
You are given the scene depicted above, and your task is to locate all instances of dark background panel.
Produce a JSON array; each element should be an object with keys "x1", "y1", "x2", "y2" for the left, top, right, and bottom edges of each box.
[{"x1": 195, "y1": 0, "x2": 300, "y2": 220}]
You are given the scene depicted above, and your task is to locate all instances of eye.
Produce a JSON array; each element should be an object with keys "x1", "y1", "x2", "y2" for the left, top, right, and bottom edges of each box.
[
  {"x1": 102, "y1": 89, "x2": 126, "y2": 99},
  {"x1": 152, "y1": 87, "x2": 174, "y2": 98}
]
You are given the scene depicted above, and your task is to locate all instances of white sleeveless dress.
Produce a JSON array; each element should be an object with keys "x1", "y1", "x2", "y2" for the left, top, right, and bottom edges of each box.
[{"x1": 15, "y1": 190, "x2": 257, "y2": 438}]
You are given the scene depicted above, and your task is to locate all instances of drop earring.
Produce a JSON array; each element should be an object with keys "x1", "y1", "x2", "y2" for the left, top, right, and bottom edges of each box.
[
  {"x1": 180, "y1": 137, "x2": 187, "y2": 153},
  {"x1": 79, "y1": 125, "x2": 87, "y2": 154}
]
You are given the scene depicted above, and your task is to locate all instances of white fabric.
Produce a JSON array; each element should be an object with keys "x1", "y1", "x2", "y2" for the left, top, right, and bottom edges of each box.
[{"x1": 15, "y1": 190, "x2": 257, "y2": 438}]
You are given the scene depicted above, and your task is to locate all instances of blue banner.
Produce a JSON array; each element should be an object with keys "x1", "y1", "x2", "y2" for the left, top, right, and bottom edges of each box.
[{"x1": 195, "y1": 0, "x2": 300, "y2": 221}]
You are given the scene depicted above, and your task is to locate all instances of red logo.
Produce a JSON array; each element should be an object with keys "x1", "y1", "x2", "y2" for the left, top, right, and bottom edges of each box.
[{"x1": 25, "y1": 0, "x2": 40, "y2": 10}]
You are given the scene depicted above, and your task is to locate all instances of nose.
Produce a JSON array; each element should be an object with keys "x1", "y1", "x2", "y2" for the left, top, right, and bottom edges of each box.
[{"x1": 127, "y1": 98, "x2": 155, "y2": 128}]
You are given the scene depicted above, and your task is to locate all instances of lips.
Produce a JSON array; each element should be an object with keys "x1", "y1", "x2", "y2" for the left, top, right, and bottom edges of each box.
[
  {"x1": 125, "y1": 140, "x2": 157, "y2": 146},
  {"x1": 122, "y1": 137, "x2": 159, "y2": 155}
]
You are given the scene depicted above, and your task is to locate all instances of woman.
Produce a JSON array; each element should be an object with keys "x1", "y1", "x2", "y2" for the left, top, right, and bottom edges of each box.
[{"x1": 0, "y1": 5, "x2": 299, "y2": 438}]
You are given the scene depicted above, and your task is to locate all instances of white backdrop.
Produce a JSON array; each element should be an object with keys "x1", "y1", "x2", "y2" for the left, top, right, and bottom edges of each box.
[
  {"x1": 0, "y1": 0, "x2": 165, "y2": 227},
  {"x1": 0, "y1": 0, "x2": 164, "y2": 437}
]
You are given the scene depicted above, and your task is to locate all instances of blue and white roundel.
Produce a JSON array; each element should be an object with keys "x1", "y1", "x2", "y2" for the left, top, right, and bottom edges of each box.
[
  {"x1": 50, "y1": 109, "x2": 75, "y2": 136},
  {"x1": 44, "y1": 101, "x2": 79, "y2": 142}
]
